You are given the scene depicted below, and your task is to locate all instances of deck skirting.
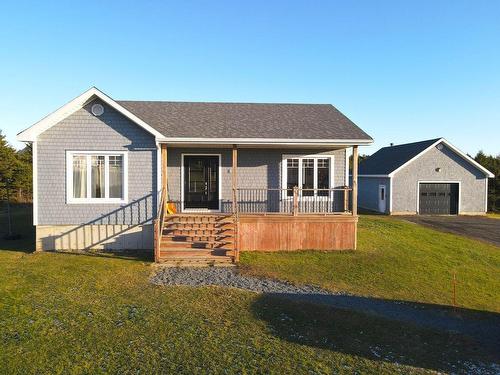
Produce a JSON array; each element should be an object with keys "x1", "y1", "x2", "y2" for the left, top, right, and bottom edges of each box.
[{"x1": 238, "y1": 214, "x2": 357, "y2": 251}]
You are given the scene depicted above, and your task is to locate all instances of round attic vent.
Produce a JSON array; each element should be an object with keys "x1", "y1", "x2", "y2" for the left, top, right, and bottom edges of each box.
[{"x1": 91, "y1": 103, "x2": 104, "y2": 116}]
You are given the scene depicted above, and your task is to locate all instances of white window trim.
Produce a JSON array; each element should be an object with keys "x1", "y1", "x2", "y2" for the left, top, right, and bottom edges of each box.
[
  {"x1": 66, "y1": 151, "x2": 128, "y2": 204},
  {"x1": 281, "y1": 154, "x2": 335, "y2": 200}
]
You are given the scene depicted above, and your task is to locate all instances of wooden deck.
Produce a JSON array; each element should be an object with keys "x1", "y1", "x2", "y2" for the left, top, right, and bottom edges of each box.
[
  {"x1": 154, "y1": 213, "x2": 357, "y2": 264},
  {"x1": 154, "y1": 143, "x2": 361, "y2": 264}
]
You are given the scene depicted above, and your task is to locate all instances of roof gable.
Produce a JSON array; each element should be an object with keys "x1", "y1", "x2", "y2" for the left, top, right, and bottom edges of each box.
[
  {"x1": 17, "y1": 87, "x2": 165, "y2": 142},
  {"x1": 359, "y1": 138, "x2": 494, "y2": 178}
]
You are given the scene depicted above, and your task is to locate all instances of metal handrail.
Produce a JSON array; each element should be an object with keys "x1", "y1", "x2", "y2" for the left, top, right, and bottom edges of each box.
[{"x1": 234, "y1": 187, "x2": 352, "y2": 215}]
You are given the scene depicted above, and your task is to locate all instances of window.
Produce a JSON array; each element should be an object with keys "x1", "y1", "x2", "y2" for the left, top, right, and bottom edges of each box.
[
  {"x1": 317, "y1": 158, "x2": 330, "y2": 196},
  {"x1": 286, "y1": 159, "x2": 299, "y2": 197},
  {"x1": 67, "y1": 152, "x2": 127, "y2": 203},
  {"x1": 302, "y1": 158, "x2": 314, "y2": 196},
  {"x1": 283, "y1": 155, "x2": 333, "y2": 198},
  {"x1": 380, "y1": 186, "x2": 385, "y2": 200}
]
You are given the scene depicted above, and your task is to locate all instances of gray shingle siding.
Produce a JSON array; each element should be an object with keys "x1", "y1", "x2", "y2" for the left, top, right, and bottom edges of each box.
[
  {"x1": 392, "y1": 144, "x2": 487, "y2": 213},
  {"x1": 37, "y1": 100, "x2": 157, "y2": 225},
  {"x1": 35, "y1": 98, "x2": 349, "y2": 223},
  {"x1": 166, "y1": 147, "x2": 347, "y2": 213}
]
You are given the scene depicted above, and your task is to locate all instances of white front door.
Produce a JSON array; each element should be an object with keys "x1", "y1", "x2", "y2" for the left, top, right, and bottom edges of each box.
[{"x1": 378, "y1": 185, "x2": 386, "y2": 213}]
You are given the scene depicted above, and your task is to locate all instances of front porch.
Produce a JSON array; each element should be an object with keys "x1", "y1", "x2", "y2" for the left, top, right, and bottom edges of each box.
[{"x1": 154, "y1": 144, "x2": 360, "y2": 264}]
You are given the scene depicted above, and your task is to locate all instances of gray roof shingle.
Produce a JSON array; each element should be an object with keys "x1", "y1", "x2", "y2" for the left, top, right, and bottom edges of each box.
[
  {"x1": 117, "y1": 100, "x2": 372, "y2": 141},
  {"x1": 359, "y1": 138, "x2": 442, "y2": 175}
]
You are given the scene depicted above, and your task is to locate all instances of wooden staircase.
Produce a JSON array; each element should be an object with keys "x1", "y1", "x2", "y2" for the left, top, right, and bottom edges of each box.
[{"x1": 156, "y1": 214, "x2": 237, "y2": 266}]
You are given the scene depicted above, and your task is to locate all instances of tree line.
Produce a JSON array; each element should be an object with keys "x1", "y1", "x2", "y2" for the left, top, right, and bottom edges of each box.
[
  {"x1": 474, "y1": 151, "x2": 500, "y2": 212},
  {"x1": 0, "y1": 131, "x2": 32, "y2": 203}
]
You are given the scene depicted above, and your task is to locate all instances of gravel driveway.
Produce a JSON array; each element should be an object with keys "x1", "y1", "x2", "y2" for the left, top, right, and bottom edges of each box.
[
  {"x1": 400, "y1": 215, "x2": 500, "y2": 246},
  {"x1": 151, "y1": 267, "x2": 500, "y2": 352}
]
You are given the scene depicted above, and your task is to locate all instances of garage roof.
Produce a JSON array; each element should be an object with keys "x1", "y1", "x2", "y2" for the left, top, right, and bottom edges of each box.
[{"x1": 359, "y1": 138, "x2": 494, "y2": 178}]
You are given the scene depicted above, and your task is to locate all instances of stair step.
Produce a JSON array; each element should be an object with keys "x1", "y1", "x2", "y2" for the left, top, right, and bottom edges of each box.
[
  {"x1": 165, "y1": 216, "x2": 234, "y2": 224},
  {"x1": 161, "y1": 237, "x2": 234, "y2": 244},
  {"x1": 163, "y1": 228, "x2": 235, "y2": 236},
  {"x1": 163, "y1": 234, "x2": 234, "y2": 242},
  {"x1": 157, "y1": 257, "x2": 235, "y2": 267},
  {"x1": 159, "y1": 249, "x2": 232, "y2": 257},
  {"x1": 164, "y1": 222, "x2": 234, "y2": 230},
  {"x1": 160, "y1": 244, "x2": 234, "y2": 250},
  {"x1": 157, "y1": 214, "x2": 238, "y2": 264}
]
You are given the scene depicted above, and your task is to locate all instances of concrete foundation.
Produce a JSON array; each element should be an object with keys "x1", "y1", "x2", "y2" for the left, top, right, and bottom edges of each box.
[{"x1": 35, "y1": 224, "x2": 153, "y2": 252}]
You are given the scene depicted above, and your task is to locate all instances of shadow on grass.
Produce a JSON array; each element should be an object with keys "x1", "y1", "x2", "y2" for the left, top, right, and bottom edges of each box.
[
  {"x1": 251, "y1": 293, "x2": 500, "y2": 373},
  {"x1": 0, "y1": 203, "x2": 35, "y2": 253}
]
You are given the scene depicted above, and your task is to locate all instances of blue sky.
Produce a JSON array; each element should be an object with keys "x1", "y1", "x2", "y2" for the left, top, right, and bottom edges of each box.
[{"x1": 1, "y1": 1, "x2": 499, "y2": 155}]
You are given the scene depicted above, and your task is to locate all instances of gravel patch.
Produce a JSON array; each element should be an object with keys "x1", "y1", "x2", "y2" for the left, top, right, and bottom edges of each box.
[{"x1": 150, "y1": 266, "x2": 336, "y2": 295}]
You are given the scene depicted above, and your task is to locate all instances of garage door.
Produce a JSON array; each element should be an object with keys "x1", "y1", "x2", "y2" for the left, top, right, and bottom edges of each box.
[{"x1": 419, "y1": 183, "x2": 459, "y2": 215}]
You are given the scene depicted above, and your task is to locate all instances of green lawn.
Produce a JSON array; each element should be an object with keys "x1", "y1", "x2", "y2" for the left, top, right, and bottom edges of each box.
[
  {"x1": 241, "y1": 215, "x2": 500, "y2": 313},
  {"x1": 1, "y1": 206, "x2": 499, "y2": 373},
  {"x1": 487, "y1": 212, "x2": 500, "y2": 219}
]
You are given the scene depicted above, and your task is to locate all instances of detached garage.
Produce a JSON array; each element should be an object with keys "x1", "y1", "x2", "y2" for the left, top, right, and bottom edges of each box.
[{"x1": 358, "y1": 138, "x2": 494, "y2": 215}]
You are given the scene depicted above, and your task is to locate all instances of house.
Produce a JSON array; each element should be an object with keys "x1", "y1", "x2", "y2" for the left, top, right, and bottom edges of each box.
[
  {"x1": 358, "y1": 138, "x2": 494, "y2": 215},
  {"x1": 17, "y1": 87, "x2": 373, "y2": 263}
]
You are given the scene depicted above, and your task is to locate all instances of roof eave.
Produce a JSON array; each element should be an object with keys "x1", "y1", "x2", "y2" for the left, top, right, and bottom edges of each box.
[{"x1": 157, "y1": 137, "x2": 374, "y2": 146}]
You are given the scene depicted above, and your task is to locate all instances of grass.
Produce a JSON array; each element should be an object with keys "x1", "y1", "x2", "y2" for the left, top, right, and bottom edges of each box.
[
  {"x1": 1, "y1": 206, "x2": 499, "y2": 373},
  {"x1": 241, "y1": 215, "x2": 500, "y2": 313},
  {"x1": 487, "y1": 212, "x2": 500, "y2": 219}
]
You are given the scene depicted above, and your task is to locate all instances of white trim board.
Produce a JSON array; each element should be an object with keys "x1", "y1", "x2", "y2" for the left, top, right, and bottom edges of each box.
[
  {"x1": 180, "y1": 153, "x2": 222, "y2": 213},
  {"x1": 389, "y1": 176, "x2": 393, "y2": 214},
  {"x1": 159, "y1": 138, "x2": 373, "y2": 146},
  {"x1": 32, "y1": 141, "x2": 38, "y2": 225},
  {"x1": 485, "y1": 179, "x2": 489, "y2": 213},
  {"x1": 17, "y1": 87, "x2": 165, "y2": 142},
  {"x1": 156, "y1": 143, "x2": 162, "y2": 216},
  {"x1": 416, "y1": 180, "x2": 461, "y2": 214},
  {"x1": 344, "y1": 148, "x2": 349, "y2": 186}
]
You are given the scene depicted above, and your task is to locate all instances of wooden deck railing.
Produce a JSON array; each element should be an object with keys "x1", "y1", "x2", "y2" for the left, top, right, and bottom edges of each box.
[
  {"x1": 153, "y1": 189, "x2": 166, "y2": 262},
  {"x1": 234, "y1": 187, "x2": 352, "y2": 215}
]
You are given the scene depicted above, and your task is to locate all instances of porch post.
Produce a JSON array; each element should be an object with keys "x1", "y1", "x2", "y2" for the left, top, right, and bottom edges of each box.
[
  {"x1": 161, "y1": 143, "x2": 168, "y2": 212},
  {"x1": 352, "y1": 145, "x2": 358, "y2": 216},
  {"x1": 232, "y1": 144, "x2": 238, "y2": 213}
]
